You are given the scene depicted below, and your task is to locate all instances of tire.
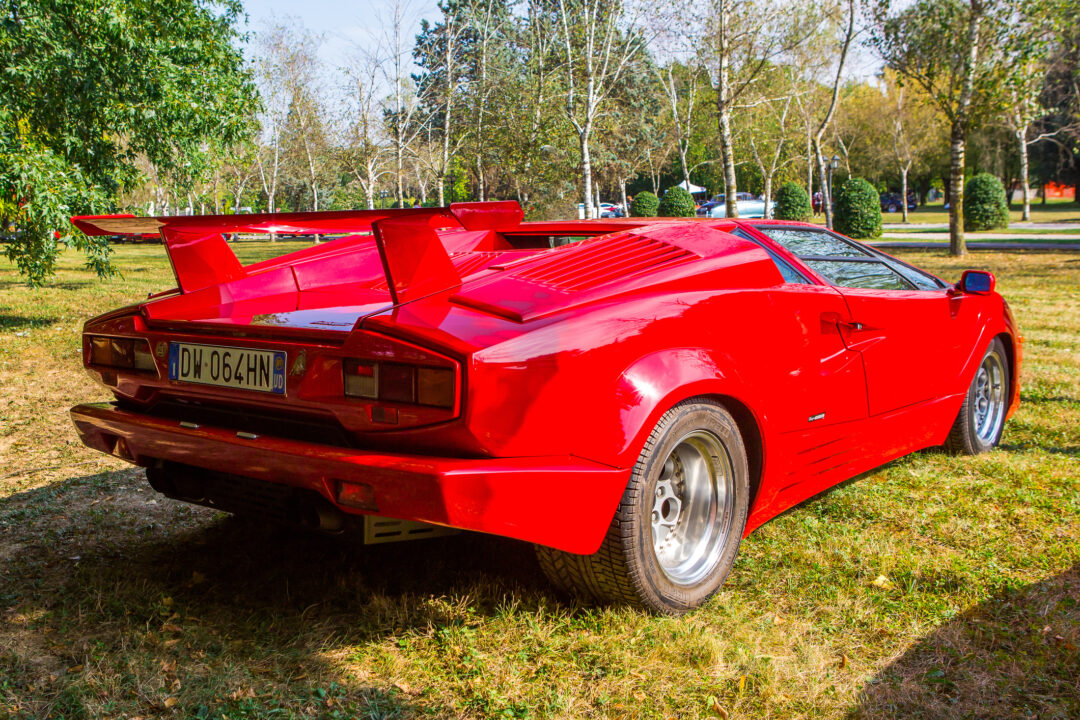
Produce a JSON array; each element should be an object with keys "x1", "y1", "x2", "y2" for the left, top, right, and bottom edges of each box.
[
  {"x1": 945, "y1": 338, "x2": 1010, "y2": 455},
  {"x1": 536, "y1": 399, "x2": 749, "y2": 615}
]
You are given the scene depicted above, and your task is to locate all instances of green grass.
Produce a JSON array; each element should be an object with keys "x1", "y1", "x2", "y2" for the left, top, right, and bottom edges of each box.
[
  {"x1": 1, "y1": 243, "x2": 1078, "y2": 719},
  {"x1": 878, "y1": 199, "x2": 1080, "y2": 226}
]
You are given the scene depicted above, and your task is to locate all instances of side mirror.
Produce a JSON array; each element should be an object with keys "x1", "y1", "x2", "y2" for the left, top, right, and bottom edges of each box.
[{"x1": 958, "y1": 270, "x2": 996, "y2": 295}]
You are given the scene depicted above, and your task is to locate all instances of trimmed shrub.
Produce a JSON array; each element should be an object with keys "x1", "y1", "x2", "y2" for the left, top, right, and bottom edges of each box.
[
  {"x1": 833, "y1": 178, "x2": 882, "y2": 239},
  {"x1": 964, "y1": 172, "x2": 1009, "y2": 231},
  {"x1": 774, "y1": 181, "x2": 813, "y2": 221},
  {"x1": 630, "y1": 191, "x2": 659, "y2": 217},
  {"x1": 657, "y1": 186, "x2": 696, "y2": 217}
]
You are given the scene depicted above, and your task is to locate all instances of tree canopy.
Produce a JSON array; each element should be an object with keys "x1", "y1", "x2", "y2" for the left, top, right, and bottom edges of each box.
[{"x1": 0, "y1": 0, "x2": 257, "y2": 285}]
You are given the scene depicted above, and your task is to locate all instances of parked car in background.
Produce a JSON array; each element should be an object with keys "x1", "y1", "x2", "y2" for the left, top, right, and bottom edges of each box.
[
  {"x1": 577, "y1": 202, "x2": 620, "y2": 219},
  {"x1": 880, "y1": 192, "x2": 917, "y2": 213},
  {"x1": 69, "y1": 203, "x2": 1021, "y2": 614},
  {"x1": 703, "y1": 193, "x2": 775, "y2": 218}
]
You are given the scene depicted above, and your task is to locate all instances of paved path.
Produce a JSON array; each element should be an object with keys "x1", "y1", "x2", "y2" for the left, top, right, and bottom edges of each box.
[
  {"x1": 869, "y1": 240, "x2": 1080, "y2": 251},
  {"x1": 881, "y1": 232, "x2": 1080, "y2": 241}
]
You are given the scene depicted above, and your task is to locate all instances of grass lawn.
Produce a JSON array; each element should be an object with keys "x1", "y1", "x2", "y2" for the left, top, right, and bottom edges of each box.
[
  {"x1": 903, "y1": 199, "x2": 1080, "y2": 225},
  {"x1": 1, "y1": 243, "x2": 1078, "y2": 719},
  {"x1": 809, "y1": 198, "x2": 1080, "y2": 227}
]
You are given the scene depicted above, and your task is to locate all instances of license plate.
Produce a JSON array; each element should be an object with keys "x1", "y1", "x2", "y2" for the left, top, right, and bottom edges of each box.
[{"x1": 168, "y1": 343, "x2": 286, "y2": 394}]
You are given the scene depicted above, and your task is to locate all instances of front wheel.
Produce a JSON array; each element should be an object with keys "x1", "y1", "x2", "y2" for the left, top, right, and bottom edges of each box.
[
  {"x1": 536, "y1": 399, "x2": 749, "y2": 615},
  {"x1": 945, "y1": 338, "x2": 1010, "y2": 455}
]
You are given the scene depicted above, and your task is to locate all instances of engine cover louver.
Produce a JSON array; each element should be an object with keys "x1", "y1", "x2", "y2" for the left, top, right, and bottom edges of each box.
[{"x1": 511, "y1": 235, "x2": 698, "y2": 292}]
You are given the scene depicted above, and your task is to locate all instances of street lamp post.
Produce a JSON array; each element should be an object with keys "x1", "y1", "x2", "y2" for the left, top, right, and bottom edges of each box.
[{"x1": 827, "y1": 155, "x2": 841, "y2": 229}]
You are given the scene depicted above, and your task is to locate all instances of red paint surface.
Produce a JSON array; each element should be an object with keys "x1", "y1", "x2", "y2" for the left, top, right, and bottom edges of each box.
[{"x1": 70, "y1": 204, "x2": 1022, "y2": 553}]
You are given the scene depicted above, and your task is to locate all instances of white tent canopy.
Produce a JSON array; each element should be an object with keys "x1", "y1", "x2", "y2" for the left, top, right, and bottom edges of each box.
[{"x1": 677, "y1": 180, "x2": 707, "y2": 194}]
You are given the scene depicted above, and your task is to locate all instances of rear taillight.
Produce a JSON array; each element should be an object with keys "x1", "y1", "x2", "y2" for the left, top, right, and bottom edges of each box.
[
  {"x1": 89, "y1": 336, "x2": 156, "y2": 372},
  {"x1": 343, "y1": 360, "x2": 455, "y2": 409}
]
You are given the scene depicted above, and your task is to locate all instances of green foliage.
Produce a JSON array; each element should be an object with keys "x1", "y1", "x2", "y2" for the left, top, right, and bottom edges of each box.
[
  {"x1": 657, "y1": 186, "x2": 695, "y2": 217},
  {"x1": 774, "y1": 182, "x2": 813, "y2": 221},
  {"x1": 630, "y1": 191, "x2": 659, "y2": 217},
  {"x1": 964, "y1": 172, "x2": 1010, "y2": 231},
  {"x1": 0, "y1": 0, "x2": 257, "y2": 285},
  {"x1": 833, "y1": 178, "x2": 883, "y2": 239}
]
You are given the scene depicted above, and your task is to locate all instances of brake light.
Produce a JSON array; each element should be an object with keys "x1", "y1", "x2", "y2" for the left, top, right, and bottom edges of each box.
[
  {"x1": 89, "y1": 336, "x2": 156, "y2": 372},
  {"x1": 343, "y1": 360, "x2": 455, "y2": 409}
]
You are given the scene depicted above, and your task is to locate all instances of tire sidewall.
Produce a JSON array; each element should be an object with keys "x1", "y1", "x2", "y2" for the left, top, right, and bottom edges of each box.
[{"x1": 627, "y1": 402, "x2": 749, "y2": 613}]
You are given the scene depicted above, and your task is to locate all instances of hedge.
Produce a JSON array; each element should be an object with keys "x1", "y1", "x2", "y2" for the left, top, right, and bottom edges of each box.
[
  {"x1": 964, "y1": 173, "x2": 1010, "y2": 231},
  {"x1": 774, "y1": 182, "x2": 813, "y2": 221},
  {"x1": 657, "y1": 186, "x2": 696, "y2": 217},
  {"x1": 833, "y1": 178, "x2": 882, "y2": 239}
]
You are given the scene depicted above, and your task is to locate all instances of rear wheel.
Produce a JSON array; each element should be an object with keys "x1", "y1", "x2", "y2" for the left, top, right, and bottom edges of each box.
[
  {"x1": 945, "y1": 338, "x2": 1010, "y2": 455},
  {"x1": 536, "y1": 399, "x2": 749, "y2": 615}
]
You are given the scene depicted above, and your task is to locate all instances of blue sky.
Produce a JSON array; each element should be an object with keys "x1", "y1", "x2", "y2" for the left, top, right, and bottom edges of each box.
[{"x1": 241, "y1": 0, "x2": 440, "y2": 67}]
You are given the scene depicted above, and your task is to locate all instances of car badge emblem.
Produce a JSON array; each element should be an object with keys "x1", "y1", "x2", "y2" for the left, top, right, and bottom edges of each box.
[
  {"x1": 155, "y1": 342, "x2": 168, "y2": 358},
  {"x1": 289, "y1": 350, "x2": 307, "y2": 377}
]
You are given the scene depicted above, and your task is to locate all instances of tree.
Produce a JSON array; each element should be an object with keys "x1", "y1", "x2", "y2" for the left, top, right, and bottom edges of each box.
[
  {"x1": 341, "y1": 52, "x2": 391, "y2": 210},
  {"x1": 709, "y1": 0, "x2": 819, "y2": 218},
  {"x1": 0, "y1": 0, "x2": 256, "y2": 285},
  {"x1": 380, "y1": 0, "x2": 430, "y2": 208},
  {"x1": 812, "y1": 0, "x2": 855, "y2": 230},
  {"x1": 871, "y1": 0, "x2": 1012, "y2": 255},
  {"x1": 414, "y1": 1, "x2": 470, "y2": 206},
  {"x1": 556, "y1": 0, "x2": 645, "y2": 218}
]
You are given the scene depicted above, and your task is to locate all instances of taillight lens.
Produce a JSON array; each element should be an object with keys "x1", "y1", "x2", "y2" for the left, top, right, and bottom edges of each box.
[
  {"x1": 89, "y1": 336, "x2": 156, "y2": 372},
  {"x1": 343, "y1": 360, "x2": 454, "y2": 409}
]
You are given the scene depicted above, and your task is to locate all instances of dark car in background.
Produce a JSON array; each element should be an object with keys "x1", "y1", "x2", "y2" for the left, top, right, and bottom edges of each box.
[{"x1": 880, "y1": 192, "x2": 917, "y2": 213}]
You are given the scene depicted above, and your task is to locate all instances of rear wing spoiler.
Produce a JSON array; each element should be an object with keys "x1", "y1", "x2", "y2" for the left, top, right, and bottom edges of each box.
[{"x1": 71, "y1": 203, "x2": 524, "y2": 303}]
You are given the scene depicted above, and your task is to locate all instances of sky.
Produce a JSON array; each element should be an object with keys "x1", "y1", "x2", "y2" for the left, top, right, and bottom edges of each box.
[{"x1": 241, "y1": 0, "x2": 439, "y2": 69}]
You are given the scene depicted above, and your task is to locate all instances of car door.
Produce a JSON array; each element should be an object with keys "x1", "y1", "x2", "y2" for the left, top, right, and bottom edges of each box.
[
  {"x1": 750, "y1": 225, "x2": 982, "y2": 417},
  {"x1": 728, "y1": 228, "x2": 867, "y2": 431}
]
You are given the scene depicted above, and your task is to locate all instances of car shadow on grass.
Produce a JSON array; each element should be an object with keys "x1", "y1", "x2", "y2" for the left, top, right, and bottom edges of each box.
[
  {"x1": 850, "y1": 562, "x2": 1080, "y2": 720},
  {"x1": 0, "y1": 467, "x2": 552, "y2": 718}
]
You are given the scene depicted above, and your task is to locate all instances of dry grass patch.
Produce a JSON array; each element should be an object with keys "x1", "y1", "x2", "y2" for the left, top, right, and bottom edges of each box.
[{"x1": 0, "y1": 243, "x2": 1077, "y2": 718}]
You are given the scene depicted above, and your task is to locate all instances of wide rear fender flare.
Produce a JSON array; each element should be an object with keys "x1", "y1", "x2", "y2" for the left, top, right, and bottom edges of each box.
[{"x1": 601, "y1": 348, "x2": 769, "y2": 471}]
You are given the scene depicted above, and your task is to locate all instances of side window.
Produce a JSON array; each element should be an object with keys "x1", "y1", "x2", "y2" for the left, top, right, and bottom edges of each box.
[
  {"x1": 730, "y1": 228, "x2": 810, "y2": 284},
  {"x1": 756, "y1": 227, "x2": 917, "y2": 291}
]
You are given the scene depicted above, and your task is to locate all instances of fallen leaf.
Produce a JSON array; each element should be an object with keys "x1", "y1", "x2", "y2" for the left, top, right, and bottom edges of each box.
[
  {"x1": 163, "y1": 639, "x2": 181, "y2": 648},
  {"x1": 872, "y1": 575, "x2": 893, "y2": 589},
  {"x1": 738, "y1": 674, "x2": 746, "y2": 693},
  {"x1": 170, "y1": 679, "x2": 181, "y2": 691},
  {"x1": 773, "y1": 614, "x2": 785, "y2": 625},
  {"x1": 191, "y1": 571, "x2": 207, "y2": 585},
  {"x1": 160, "y1": 660, "x2": 176, "y2": 673},
  {"x1": 162, "y1": 624, "x2": 183, "y2": 634},
  {"x1": 163, "y1": 697, "x2": 178, "y2": 709},
  {"x1": 710, "y1": 698, "x2": 728, "y2": 718},
  {"x1": 229, "y1": 687, "x2": 255, "y2": 701},
  {"x1": 840, "y1": 654, "x2": 849, "y2": 669},
  {"x1": 67, "y1": 665, "x2": 83, "y2": 674}
]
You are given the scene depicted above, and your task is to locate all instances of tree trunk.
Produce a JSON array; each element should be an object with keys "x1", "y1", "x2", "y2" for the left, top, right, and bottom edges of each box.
[
  {"x1": 716, "y1": 0, "x2": 738, "y2": 218},
  {"x1": 620, "y1": 179, "x2": 628, "y2": 216},
  {"x1": 948, "y1": 119, "x2": 967, "y2": 257},
  {"x1": 581, "y1": 128, "x2": 595, "y2": 219},
  {"x1": 900, "y1": 166, "x2": 909, "y2": 223},
  {"x1": 1017, "y1": 126, "x2": 1031, "y2": 221},
  {"x1": 763, "y1": 175, "x2": 773, "y2": 219},
  {"x1": 814, "y1": 142, "x2": 832, "y2": 229}
]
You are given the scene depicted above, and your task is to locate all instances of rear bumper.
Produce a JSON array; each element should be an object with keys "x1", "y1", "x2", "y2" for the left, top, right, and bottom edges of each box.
[{"x1": 70, "y1": 402, "x2": 629, "y2": 554}]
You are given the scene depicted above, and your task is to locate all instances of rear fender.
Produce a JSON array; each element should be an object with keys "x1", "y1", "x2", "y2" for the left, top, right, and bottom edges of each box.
[{"x1": 604, "y1": 348, "x2": 766, "y2": 469}]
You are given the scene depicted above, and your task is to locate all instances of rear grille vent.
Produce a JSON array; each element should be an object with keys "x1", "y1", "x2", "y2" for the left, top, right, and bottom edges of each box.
[
  {"x1": 369, "y1": 251, "x2": 503, "y2": 290},
  {"x1": 450, "y1": 252, "x2": 503, "y2": 278},
  {"x1": 146, "y1": 400, "x2": 358, "y2": 448},
  {"x1": 512, "y1": 235, "x2": 696, "y2": 292}
]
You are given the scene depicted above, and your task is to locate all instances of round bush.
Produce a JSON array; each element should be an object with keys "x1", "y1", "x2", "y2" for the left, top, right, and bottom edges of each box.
[
  {"x1": 774, "y1": 181, "x2": 813, "y2": 221},
  {"x1": 964, "y1": 173, "x2": 1009, "y2": 231},
  {"x1": 833, "y1": 178, "x2": 882, "y2": 239},
  {"x1": 630, "y1": 191, "x2": 659, "y2": 217},
  {"x1": 657, "y1": 186, "x2": 696, "y2": 217}
]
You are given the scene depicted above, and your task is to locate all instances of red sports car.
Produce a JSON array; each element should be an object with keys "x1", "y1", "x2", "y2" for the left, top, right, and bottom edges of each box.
[{"x1": 69, "y1": 203, "x2": 1020, "y2": 614}]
